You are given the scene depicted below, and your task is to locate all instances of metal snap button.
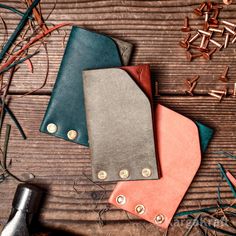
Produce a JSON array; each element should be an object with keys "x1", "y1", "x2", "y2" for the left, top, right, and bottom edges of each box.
[
  {"x1": 119, "y1": 169, "x2": 129, "y2": 179},
  {"x1": 67, "y1": 130, "x2": 78, "y2": 140},
  {"x1": 142, "y1": 168, "x2": 152, "y2": 178},
  {"x1": 155, "y1": 214, "x2": 165, "y2": 224},
  {"x1": 97, "y1": 170, "x2": 107, "y2": 180},
  {"x1": 116, "y1": 195, "x2": 126, "y2": 205},
  {"x1": 135, "y1": 204, "x2": 145, "y2": 214},
  {"x1": 47, "y1": 123, "x2": 57, "y2": 134}
]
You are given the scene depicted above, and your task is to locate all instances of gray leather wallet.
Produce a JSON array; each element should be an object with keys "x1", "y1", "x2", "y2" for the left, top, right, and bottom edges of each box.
[
  {"x1": 83, "y1": 67, "x2": 158, "y2": 182},
  {"x1": 112, "y1": 38, "x2": 133, "y2": 66}
]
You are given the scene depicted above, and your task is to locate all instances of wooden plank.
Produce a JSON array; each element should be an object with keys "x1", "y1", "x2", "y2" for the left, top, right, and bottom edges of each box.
[
  {"x1": 0, "y1": 0, "x2": 236, "y2": 235},
  {"x1": 0, "y1": 1, "x2": 236, "y2": 94},
  {"x1": 0, "y1": 95, "x2": 235, "y2": 235}
]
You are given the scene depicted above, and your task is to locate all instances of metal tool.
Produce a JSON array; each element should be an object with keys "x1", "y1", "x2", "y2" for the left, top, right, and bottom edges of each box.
[{"x1": 1, "y1": 183, "x2": 43, "y2": 236}]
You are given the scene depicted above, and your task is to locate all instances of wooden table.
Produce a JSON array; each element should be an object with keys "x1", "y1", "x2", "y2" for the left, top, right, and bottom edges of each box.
[{"x1": 0, "y1": 1, "x2": 236, "y2": 235}]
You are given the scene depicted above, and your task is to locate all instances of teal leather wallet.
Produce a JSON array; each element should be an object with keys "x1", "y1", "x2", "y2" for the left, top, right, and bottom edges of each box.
[
  {"x1": 195, "y1": 121, "x2": 214, "y2": 153},
  {"x1": 40, "y1": 26, "x2": 133, "y2": 146}
]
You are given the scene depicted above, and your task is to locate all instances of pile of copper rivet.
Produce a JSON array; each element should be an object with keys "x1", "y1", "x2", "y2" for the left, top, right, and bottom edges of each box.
[{"x1": 179, "y1": 1, "x2": 236, "y2": 101}]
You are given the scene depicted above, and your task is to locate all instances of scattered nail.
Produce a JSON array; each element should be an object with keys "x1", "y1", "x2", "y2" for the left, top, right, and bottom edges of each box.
[
  {"x1": 179, "y1": 2, "x2": 235, "y2": 64},
  {"x1": 204, "y1": 22, "x2": 219, "y2": 31},
  {"x1": 219, "y1": 66, "x2": 229, "y2": 82},
  {"x1": 179, "y1": 40, "x2": 189, "y2": 49},
  {"x1": 210, "y1": 88, "x2": 227, "y2": 96},
  {"x1": 199, "y1": 34, "x2": 207, "y2": 51},
  {"x1": 232, "y1": 35, "x2": 236, "y2": 44},
  {"x1": 224, "y1": 33, "x2": 230, "y2": 48},
  {"x1": 204, "y1": 12, "x2": 209, "y2": 22},
  {"x1": 185, "y1": 75, "x2": 199, "y2": 88},
  {"x1": 223, "y1": 0, "x2": 233, "y2": 5},
  {"x1": 194, "y1": 2, "x2": 207, "y2": 16},
  {"x1": 208, "y1": 92, "x2": 223, "y2": 102},
  {"x1": 221, "y1": 20, "x2": 236, "y2": 28},
  {"x1": 208, "y1": 23, "x2": 219, "y2": 29},
  {"x1": 209, "y1": 27, "x2": 224, "y2": 36},
  {"x1": 179, "y1": 33, "x2": 191, "y2": 49},
  {"x1": 224, "y1": 26, "x2": 236, "y2": 36},
  {"x1": 202, "y1": 47, "x2": 217, "y2": 60},
  {"x1": 232, "y1": 83, "x2": 236, "y2": 97},
  {"x1": 209, "y1": 38, "x2": 223, "y2": 50},
  {"x1": 181, "y1": 16, "x2": 191, "y2": 32},
  {"x1": 207, "y1": 1, "x2": 214, "y2": 11},
  {"x1": 198, "y1": 29, "x2": 213, "y2": 37},
  {"x1": 186, "y1": 51, "x2": 202, "y2": 62},
  {"x1": 189, "y1": 32, "x2": 201, "y2": 43},
  {"x1": 209, "y1": 8, "x2": 220, "y2": 25},
  {"x1": 185, "y1": 81, "x2": 197, "y2": 96}
]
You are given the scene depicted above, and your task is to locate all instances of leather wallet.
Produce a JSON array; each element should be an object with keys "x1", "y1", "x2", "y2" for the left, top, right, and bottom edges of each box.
[
  {"x1": 108, "y1": 69, "x2": 214, "y2": 229},
  {"x1": 40, "y1": 26, "x2": 133, "y2": 146},
  {"x1": 83, "y1": 65, "x2": 159, "y2": 182},
  {"x1": 112, "y1": 38, "x2": 133, "y2": 66}
]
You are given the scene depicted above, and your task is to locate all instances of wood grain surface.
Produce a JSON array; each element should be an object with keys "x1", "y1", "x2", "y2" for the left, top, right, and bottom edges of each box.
[{"x1": 0, "y1": 0, "x2": 236, "y2": 235}]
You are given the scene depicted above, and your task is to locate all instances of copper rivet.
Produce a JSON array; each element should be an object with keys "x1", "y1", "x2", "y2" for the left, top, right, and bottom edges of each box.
[
  {"x1": 155, "y1": 214, "x2": 165, "y2": 224},
  {"x1": 219, "y1": 66, "x2": 229, "y2": 82},
  {"x1": 119, "y1": 169, "x2": 129, "y2": 179},
  {"x1": 181, "y1": 16, "x2": 191, "y2": 32},
  {"x1": 210, "y1": 39, "x2": 223, "y2": 50},
  {"x1": 186, "y1": 51, "x2": 202, "y2": 62},
  {"x1": 189, "y1": 32, "x2": 200, "y2": 43},
  {"x1": 223, "y1": 0, "x2": 233, "y2": 5},
  {"x1": 233, "y1": 83, "x2": 236, "y2": 97},
  {"x1": 232, "y1": 36, "x2": 236, "y2": 44},
  {"x1": 194, "y1": 2, "x2": 206, "y2": 16},
  {"x1": 47, "y1": 123, "x2": 57, "y2": 134},
  {"x1": 198, "y1": 29, "x2": 212, "y2": 37},
  {"x1": 222, "y1": 20, "x2": 236, "y2": 28},
  {"x1": 185, "y1": 81, "x2": 197, "y2": 96},
  {"x1": 224, "y1": 26, "x2": 236, "y2": 36},
  {"x1": 142, "y1": 168, "x2": 152, "y2": 178},
  {"x1": 224, "y1": 33, "x2": 230, "y2": 48},
  {"x1": 97, "y1": 170, "x2": 107, "y2": 180},
  {"x1": 208, "y1": 92, "x2": 223, "y2": 102},
  {"x1": 210, "y1": 89, "x2": 227, "y2": 96},
  {"x1": 67, "y1": 130, "x2": 78, "y2": 140},
  {"x1": 116, "y1": 195, "x2": 126, "y2": 205},
  {"x1": 135, "y1": 205, "x2": 145, "y2": 214},
  {"x1": 185, "y1": 75, "x2": 199, "y2": 87}
]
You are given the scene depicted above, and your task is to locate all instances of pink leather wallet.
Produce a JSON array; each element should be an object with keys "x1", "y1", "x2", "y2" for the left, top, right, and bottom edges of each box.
[{"x1": 108, "y1": 66, "x2": 202, "y2": 229}]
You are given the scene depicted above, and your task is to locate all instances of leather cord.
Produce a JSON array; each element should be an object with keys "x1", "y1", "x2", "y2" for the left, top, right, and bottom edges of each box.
[
  {"x1": 188, "y1": 215, "x2": 236, "y2": 236},
  {"x1": 0, "y1": 0, "x2": 40, "y2": 63},
  {"x1": 175, "y1": 204, "x2": 236, "y2": 217},
  {"x1": 0, "y1": 51, "x2": 39, "y2": 75},
  {"x1": 0, "y1": 99, "x2": 27, "y2": 140},
  {"x1": 0, "y1": 3, "x2": 33, "y2": 20}
]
